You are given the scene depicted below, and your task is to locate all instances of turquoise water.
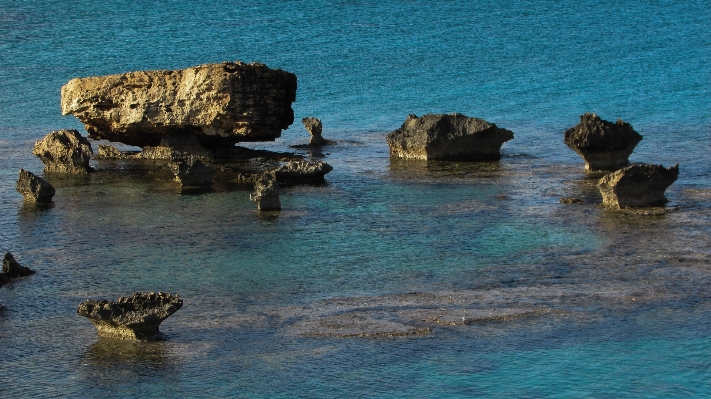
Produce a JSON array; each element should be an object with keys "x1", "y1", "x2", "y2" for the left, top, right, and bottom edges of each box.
[{"x1": 1, "y1": 1, "x2": 711, "y2": 397}]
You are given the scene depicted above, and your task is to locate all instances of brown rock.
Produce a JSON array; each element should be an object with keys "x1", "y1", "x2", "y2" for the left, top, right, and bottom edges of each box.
[
  {"x1": 250, "y1": 173, "x2": 281, "y2": 211},
  {"x1": 16, "y1": 169, "x2": 55, "y2": 203},
  {"x1": 301, "y1": 117, "x2": 331, "y2": 146},
  {"x1": 168, "y1": 156, "x2": 216, "y2": 188},
  {"x1": 598, "y1": 164, "x2": 679, "y2": 208},
  {"x1": 32, "y1": 129, "x2": 93, "y2": 173},
  {"x1": 274, "y1": 160, "x2": 333, "y2": 185},
  {"x1": 61, "y1": 62, "x2": 297, "y2": 149}
]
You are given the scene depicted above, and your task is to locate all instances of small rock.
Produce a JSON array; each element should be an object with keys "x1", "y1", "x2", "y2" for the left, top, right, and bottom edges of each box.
[
  {"x1": 274, "y1": 160, "x2": 333, "y2": 185},
  {"x1": 77, "y1": 292, "x2": 183, "y2": 340},
  {"x1": 250, "y1": 173, "x2": 281, "y2": 211},
  {"x1": 598, "y1": 163, "x2": 679, "y2": 208},
  {"x1": 301, "y1": 117, "x2": 331, "y2": 146},
  {"x1": 16, "y1": 169, "x2": 55, "y2": 203},
  {"x1": 168, "y1": 156, "x2": 216, "y2": 188},
  {"x1": 2, "y1": 252, "x2": 35, "y2": 278},
  {"x1": 559, "y1": 197, "x2": 583, "y2": 204},
  {"x1": 564, "y1": 113, "x2": 643, "y2": 172},
  {"x1": 32, "y1": 129, "x2": 94, "y2": 173}
]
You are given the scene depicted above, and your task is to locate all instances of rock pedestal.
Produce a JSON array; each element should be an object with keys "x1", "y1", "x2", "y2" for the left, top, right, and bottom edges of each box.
[
  {"x1": 2, "y1": 252, "x2": 35, "y2": 278},
  {"x1": 598, "y1": 164, "x2": 679, "y2": 208},
  {"x1": 16, "y1": 169, "x2": 55, "y2": 203},
  {"x1": 301, "y1": 117, "x2": 330, "y2": 145},
  {"x1": 61, "y1": 62, "x2": 297, "y2": 149},
  {"x1": 386, "y1": 113, "x2": 514, "y2": 161},
  {"x1": 564, "y1": 113, "x2": 643, "y2": 172},
  {"x1": 168, "y1": 157, "x2": 216, "y2": 188},
  {"x1": 32, "y1": 129, "x2": 93, "y2": 173},
  {"x1": 250, "y1": 173, "x2": 281, "y2": 211},
  {"x1": 274, "y1": 160, "x2": 333, "y2": 185},
  {"x1": 77, "y1": 292, "x2": 183, "y2": 340}
]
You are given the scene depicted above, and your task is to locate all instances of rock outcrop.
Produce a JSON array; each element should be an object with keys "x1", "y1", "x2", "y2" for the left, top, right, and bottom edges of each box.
[
  {"x1": 564, "y1": 113, "x2": 643, "y2": 172},
  {"x1": 2, "y1": 252, "x2": 35, "y2": 278},
  {"x1": 250, "y1": 173, "x2": 281, "y2": 211},
  {"x1": 76, "y1": 292, "x2": 183, "y2": 340},
  {"x1": 598, "y1": 163, "x2": 679, "y2": 208},
  {"x1": 16, "y1": 169, "x2": 55, "y2": 203},
  {"x1": 33, "y1": 129, "x2": 93, "y2": 173},
  {"x1": 168, "y1": 157, "x2": 216, "y2": 188},
  {"x1": 301, "y1": 117, "x2": 331, "y2": 146},
  {"x1": 386, "y1": 113, "x2": 514, "y2": 161},
  {"x1": 274, "y1": 160, "x2": 333, "y2": 185},
  {"x1": 61, "y1": 62, "x2": 297, "y2": 149}
]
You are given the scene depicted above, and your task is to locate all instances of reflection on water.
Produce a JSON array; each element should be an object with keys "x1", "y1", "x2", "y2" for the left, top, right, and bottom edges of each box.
[{"x1": 84, "y1": 337, "x2": 175, "y2": 368}]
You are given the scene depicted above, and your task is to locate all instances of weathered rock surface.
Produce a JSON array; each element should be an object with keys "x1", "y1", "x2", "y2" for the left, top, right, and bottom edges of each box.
[
  {"x1": 564, "y1": 113, "x2": 643, "y2": 172},
  {"x1": 77, "y1": 292, "x2": 183, "y2": 340},
  {"x1": 2, "y1": 252, "x2": 35, "y2": 278},
  {"x1": 33, "y1": 129, "x2": 93, "y2": 173},
  {"x1": 168, "y1": 156, "x2": 216, "y2": 188},
  {"x1": 274, "y1": 160, "x2": 333, "y2": 185},
  {"x1": 16, "y1": 169, "x2": 55, "y2": 203},
  {"x1": 386, "y1": 113, "x2": 514, "y2": 161},
  {"x1": 559, "y1": 197, "x2": 583, "y2": 204},
  {"x1": 250, "y1": 173, "x2": 281, "y2": 211},
  {"x1": 61, "y1": 62, "x2": 297, "y2": 148},
  {"x1": 301, "y1": 117, "x2": 331, "y2": 146},
  {"x1": 598, "y1": 163, "x2": 679, "y2": 208}
]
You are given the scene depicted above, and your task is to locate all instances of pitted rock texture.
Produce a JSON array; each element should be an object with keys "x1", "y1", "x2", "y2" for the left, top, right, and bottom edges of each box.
[
  {"x1": 301, "y1": 117, "x2": 330, "y2": 145},
  {"x1": 3, "y1": 252, "x2": 35, "y2": 278},
  {"x1": 32, "y1": 129, "x2": 93, "y2": 173},
  {"x1": 274, "y1": 160, "x2": 333, "y2": 184},
  {"x1": 250, "y1": 173, "x2": 281, "y2": 211},
  {"x1": 77, "y1": 292, "x2": 183, "y2": 340},
  {"x1": 61, "y1": 62, "x2": 297, "y2": 148},
  {"x1": 564, "y1": 113, "x2": 643, "y2": 172},
  {"x1": 16, "y1": 169, "x2": 55, "y2": 203},
  {"x1": 168, "y1": 157, "x2": 216, "y2": 188},
  {"x1": 386, "y1": 113, "x2": 514, "y2": 161},
  {"x1": 598, "y1": 163, "x2": 679, "y2": 208}
]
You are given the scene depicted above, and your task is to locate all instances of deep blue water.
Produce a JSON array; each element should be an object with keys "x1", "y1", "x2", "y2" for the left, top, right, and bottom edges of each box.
[{"x1": 1, "y1": 1, "x2": 710, "y2": 397}]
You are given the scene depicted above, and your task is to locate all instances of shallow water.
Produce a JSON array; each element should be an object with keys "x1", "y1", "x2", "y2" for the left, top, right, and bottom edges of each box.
[{"x1": 1, "y1": 1, "x2": 711, "y2": 397}]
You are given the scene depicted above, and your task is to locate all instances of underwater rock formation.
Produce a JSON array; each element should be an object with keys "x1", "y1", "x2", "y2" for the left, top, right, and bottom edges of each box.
[
  {"x1": 61, "y1": 62, "x2": 297, "y2": 149},
  {"x1": 564, "y1": 113, "x2": 643, "y2": 172},
  {"x1": 598, "y1": 163, "x2": 679, "y2": 208},
  {"x1": 386, "y1": 113, "x2": 514, "y2": 161},
  {"x1": 250, "y1": 173, "x2": 281, "y2": 211},
  {"x1": 16, "y1": 169, "x2": 55, "y2": 203},
  {"x1": 76, "y1": 292, "x2": 183, "y2": 340},
  {"x1": 32, "y1": 129, "x2": 93, "y2": 173},
  {"x1": 301, "y1": 117, "x2": 331, "y2": 146},
  {"x1": 274, "y1": 160, "x2": 333, "y2": 185},
  {"x1": 2, "y1": 252, "x2": 35, "y2": 278},
  {"x1": 168, "y1": 156, "x2": 216, "y2": 188}
]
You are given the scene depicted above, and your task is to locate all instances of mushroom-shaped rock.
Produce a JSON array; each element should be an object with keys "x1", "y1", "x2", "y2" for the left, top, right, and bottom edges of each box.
[
  {"x1": 598, "y1": 164, "x2": 679, "y2": 208},
  {"x1": 168, "y1": 156, "x2": 216, "y2": 188},
  {"x1": 61, "y1": 62, "x2": 297, "y2": 149},
  {"x1": 274, "y1": 160, "x2": 333, "y2": 185},
  {"x1": 301, "y1": 117, "x2": 331, "y2": 146},
  {"x1": 16, "y1": 169, "x2": 55, "y2": 203},
  {"x1": 386, "y1": 113, "x2": 514, "y2": 161},
  {"x1": 564, "y1": 113, "x2": 643, "y2": 172},
  {"x1": 32, "y1": 129, "x2": 93, "y2": 173},
  {"x1": 250, "y1": 173, "x2": 281, "y2": 211},
  {"x1": 77, "y1": 292, "x2": 183, "y2": 340},
  {"x1": 3, "y1": 252, "x2": 35, "y2": 278}
]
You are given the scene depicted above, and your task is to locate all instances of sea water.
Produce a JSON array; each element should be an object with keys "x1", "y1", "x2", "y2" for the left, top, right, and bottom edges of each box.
[{"x1": 1, "y1": 1, "x2": 710, "y2": 397}]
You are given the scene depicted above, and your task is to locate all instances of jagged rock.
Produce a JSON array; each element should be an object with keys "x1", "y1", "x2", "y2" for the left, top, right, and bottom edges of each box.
[
  {"x1": 61, "y1": 62, "x2": 297, "y2": 149},
  {"x1": 386, "y1": 113, "x2": 514, "y2": 161},
  {"x1": 2, "y1": 252, "x2": 35, "y2": 278},
  {"x1": 560, "y1": 197, "x2": 583, "y2": 204},
  {"x1": 598, "y1": 164, "x2": 679, "y2": 208},
  {"x1": 168, "y1": 156, "x2": 216, "y2": 188},
  {"x1": 274, "y1": 160, "x2": 333, "y2": 184},
  {"x1": 16, "y1": 169, "x2": 55, "y2": 203},
  {"x1": 96, "y1": 144, "x2": 126, "y2": 159},
  {"x1": 564, "y1": 113, "x2": 643, "y2": 172},
  {"x1": 250, "y1": 173, "x2": 281, "y2": 211},
  {"x1": 301, "y1": 117, "x2": 331, "y2": 146},
  {"x1": 32, "y1": 129, "x2": 93, "y2": 173},
  {"x1": 77, "y1": 292, "x2": 183, "y2": 340}
]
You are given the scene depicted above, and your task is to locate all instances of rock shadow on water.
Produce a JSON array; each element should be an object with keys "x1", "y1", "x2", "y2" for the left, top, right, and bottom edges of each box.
[
  {"x1": 388, "y1": 158, "x2": 504, "y2": 182},
  {"x1": 81, "y1": 337, "x2": 180, "y2": 384}
]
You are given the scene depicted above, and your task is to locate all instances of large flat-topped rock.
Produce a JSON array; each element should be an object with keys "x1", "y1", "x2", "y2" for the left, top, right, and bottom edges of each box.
[{"x1": 61, "y1": 62, "x2": 297, "y2": 148}]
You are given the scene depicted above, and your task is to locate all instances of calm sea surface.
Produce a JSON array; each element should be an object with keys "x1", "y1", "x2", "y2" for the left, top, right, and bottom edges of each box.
[{"x1": 1, "y1": 1, "x2": 710, "y2": 397}]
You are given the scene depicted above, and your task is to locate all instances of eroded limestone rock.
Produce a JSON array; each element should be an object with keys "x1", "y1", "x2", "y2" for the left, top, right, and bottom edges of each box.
[
  {"x1": 61, "y1": 62, "x2": 297, "y2": 148},
  {"x1": 16, "y1": 169, "x2": 55, "y2": 203},
  {"x1": 77, "y1": 292, "x2": 183, "y2": 340},
  {"x1": 168, "y1": 156, "x2": 216, "y2": 188},
  {"x1": 564, "y1": 113, "x2": 643, "y2": 172},
  {"x1": 32, "y1": 129, "x2": 93, "y2": 173},
  {"x1": 250, "y1": 173, "x2": 281, "y2": 211},
  {"x1": 274, "y1": 160, "x2": 333, "y2": 185},
  {"x1": 301, "y1": 117, "x2": 331, "y2": 146},
  {"x1": 386, "y1": 113, "x2": 514, "y2": 161},
  {"x1": 598, "y1": 163, "x2": 679, "y2": 208},
  {"x1": 2, "y1": 252, "x2": 35, "y2": 278}
]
